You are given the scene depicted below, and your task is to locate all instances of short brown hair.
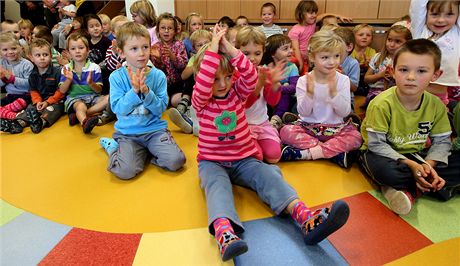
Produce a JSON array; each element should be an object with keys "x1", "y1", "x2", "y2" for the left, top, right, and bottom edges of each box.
[
  {"x1": 29, "y1": 38, "x2": 51, "y2": 54},
  {"x1": 116, "y1": 22, "x2": 150, "y2": 51},
  {"x1": 261, "y1": 2, "x2": 277, "y2": 15},
  {"x1": 66, "y1": 31, "x2": 89, "y2": 49},
  {"x1": 393, "y1": 39, "x2": 441, "y2": 71},
  {"x1": 33, "y1": 25, "x2": 53, "y2": 44},
  {"x1": 295, "y1": 1, "x2": 319, "y2": 23},
  {"x1": 334, "y1": 27, "x2": 355, "y2": 46}
]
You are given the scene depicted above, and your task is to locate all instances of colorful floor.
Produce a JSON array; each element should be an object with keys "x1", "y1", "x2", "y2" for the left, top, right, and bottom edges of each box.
[{"x1": 1, "y1": 103, "x2": 460, "y2": 265}]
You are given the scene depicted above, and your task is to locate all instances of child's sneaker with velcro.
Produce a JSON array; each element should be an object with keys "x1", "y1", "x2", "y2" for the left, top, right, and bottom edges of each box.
[
  {"x1": 381, "y1": 186, "x2": 413, "y2": 215},
  {"x1": 168, "y1": 107, "x2": 193, "y2": 134},
  {"x1": 281, "y1": 145, "x2": 302, "y2": 161},
  {"x1": 217, "y1": 231, "x2": 248, "y2": 261}
]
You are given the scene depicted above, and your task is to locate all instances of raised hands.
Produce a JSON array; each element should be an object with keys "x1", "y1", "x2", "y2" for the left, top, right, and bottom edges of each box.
[
  {"x1": 209, "y1": 24, "x2": 227, "y2": 53},
  {"x1": 306, "y1": 73, "x2": 315, "y2": 97},
  {"x1": 62, "y1": 66, "x2": 73, "y2": 81},
  {"x1": 150, "y1": 45, "x2": 160, "y2": 60},
  {"x1": 0, "y1": 66, "x2": 13, "y2": 80},
  {"x1": 127, "y1": 66, "x2": 148, "y2": 94}
]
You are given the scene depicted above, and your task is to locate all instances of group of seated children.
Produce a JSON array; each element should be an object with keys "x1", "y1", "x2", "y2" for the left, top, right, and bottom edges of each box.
[{"x1": 1, "y1": 0, "x2": 459, "y2": 262}]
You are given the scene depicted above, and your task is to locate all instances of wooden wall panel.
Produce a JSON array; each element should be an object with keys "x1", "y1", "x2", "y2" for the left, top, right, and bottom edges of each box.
[
  {"x1": 175, "y1": 0, "x2": 207, "y2": 20},
  {"x1": 240, "y1": 0, "x2": 280, "y2": 21},
  {"x1": 378, "y1": 0, "x2": 410, "y2": 19},
  {"x1": 325, "y1": 0, "x2": 379, "y2": 19},
  {"x1": 279, "y1": 0, "x2": 326, "y2": 21},
  {"x1": 206, "y1": 0, "x2": 241, "y2": 20}
]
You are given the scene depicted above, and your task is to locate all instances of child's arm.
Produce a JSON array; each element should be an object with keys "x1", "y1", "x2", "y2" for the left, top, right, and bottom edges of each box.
[
  {"x1": 86, "y1": 71, "x2": 102, "y2": 93},
  {"x1": 363, "y1": 57, "x2": 388, "y2": 85},
  {"x1": 409, "y1": 0, "x2": 428, "y2": 38},
  {"x1": 330, "y1": 74, "x2": 351, "y2": 117},
  {"x1": 296, "y1": 74, "x2": 315, "y2": 116},
  {"x1": 141, "y1": 69, "x2": 169, "y2": 116},
  {"x1": 4, "y1": 62, "x2": 34, "y2": 92},
  {"x1": 181, "y1": 65, "x2": 194, "y2": 80},
  {"x1": 58, "y1": 66, "x2": 73, "y2": 94},
  {"x1": 291, "y1": 40, "x2": 303, "y2": 73},
  {"x1": 109, "y1": 67, "x2": 145, "y2": 116}
]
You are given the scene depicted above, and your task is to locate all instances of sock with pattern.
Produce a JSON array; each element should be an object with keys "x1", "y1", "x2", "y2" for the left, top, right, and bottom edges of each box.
[
  {"x1": 0, "y1": 107, "x2": 17, "y2": 119},
  {"x1": 213, "y1": 217, "x2": 248, "y2": 261},
  {"x1": 4, "y1": 98, "x2": 27, "y2": 112},
  {"x1": 290, "y1": 201, "x2": 312, "y2": 226}
]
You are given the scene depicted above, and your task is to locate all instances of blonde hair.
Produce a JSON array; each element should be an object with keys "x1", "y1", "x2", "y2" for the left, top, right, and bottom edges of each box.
[
  {"x1": 0, "y1": 32, "x2": 19, "y2": 47},
  {"x1": 111, "y1": 15, "x2": 129, "y2": 33},
  {"x1": 130, "y1": 0, "x2": 157, "y2": 28},
  {"x1": 185, "y1": 12, "x2": 203, "y2": 33},
  {"x1": 308, "y1": 30, "x2": 346, "y2": 60},
  {"x1": 193, "y1": 43, "x2": 234, "y2": 75},
  {"x1": 66, "y1": 31, "x2": 89, "y2": 49},
  {"x1": 352, "y1": 24, "x2": 374, "y2": 34},
  {"x1": 116, "y1": 22, "x2": 150, "y2": 51},
  {"x1": 376, "y1": 25, "x2": 412, "y2": 66},
  {"x1": 190, "y1": 29, "x2": 211, "y2": 44},
  {"x1": 235, "y1": 26, "x2": 266, "y2": 49},
  {"x1": 18, "y1": 19, "x2": 34, "y2": 30},
  {"x1": 29, "y1": 38, "x2": 52, "y2": 54},
  {"x1": 98, "y1": 14, "x2": 111, "y2": 24}
]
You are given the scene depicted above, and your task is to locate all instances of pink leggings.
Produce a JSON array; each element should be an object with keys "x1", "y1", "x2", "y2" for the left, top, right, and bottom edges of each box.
[
  {"x1": 254, "y1": 138, "x2": 281, "y2": 163},
  {"x1": 280, "y1": 124, "x2": 362, "y2": 159}
]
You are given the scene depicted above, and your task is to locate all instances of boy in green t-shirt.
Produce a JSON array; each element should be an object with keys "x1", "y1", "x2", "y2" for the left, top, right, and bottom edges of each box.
[{"x1": 359, "y1": 39, "x2": 460, "y2": 215}]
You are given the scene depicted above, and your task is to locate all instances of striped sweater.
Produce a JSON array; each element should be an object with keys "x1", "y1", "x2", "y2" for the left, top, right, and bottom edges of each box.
[{"x1": 192, "y1": 50, "x2": 258, "y2": 162}]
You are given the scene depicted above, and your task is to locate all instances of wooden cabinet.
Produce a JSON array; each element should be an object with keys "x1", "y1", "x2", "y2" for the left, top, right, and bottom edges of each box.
[
  {"x1": 175, "y1": 0, "x2": 207, "y2": 20},
  {"x1": 174, "y1": 0, "x2": 409, "y2": 23},
  {"x1": 378, "y1": 0, "x2": 410, "y2": 19}
]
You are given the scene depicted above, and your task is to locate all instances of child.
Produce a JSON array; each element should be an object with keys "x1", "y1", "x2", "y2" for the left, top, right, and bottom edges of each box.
[
  {"x1": 225, "y1": 26, "x2": 240, "y2": 47},
  {"x1": 51, "y1": 0, "x2": 76, "y2": 49},
  {"x1": 18, "y1": 19, "x2": 33, "y2": 45},
  {"x1": 192, "y1": 24, "x2": 349, "y2": 261},
  {"x1": 363, "y1": 25, "x2": 412, "y2": 108},
  {"x1": 12, "y1": 38, "x2": 64, "y2": 134},
  {"x1": 238, "y1": 27, "x2": 284, "y2": 163},
  {"x1": 1, "y1": 20, "x2": 21, "y2": 40},
  {"x1": 59, "y1": 32, "x2": 108, "y2": 134},
  {"x1": 99, "y1": 22, "x2": 186, "y2": 179},
  {"x1": 83, "y1": 14, "x2": 111, "y2": 65},
  {"x1": 334, "y1": 27, "x2": 360, "y2": 109},
  {"x1": 130, "y1": 0, "x2": 158, "y2": 45},
  {"x1": 104, "y1": 15, "x2": 129, "y2": 72},
  {"x1": 59, "y1": 16, "x2": 83, "y2": 52},
  {"x1": 262, "y1": 34, "x2": 300, "y2": 129},
  {"x1": 280, "y1": 30, "x2": 362, "y2": 168},
  {"x1": 151, "y1": 12, "x2": 188, "y2": 107},
  {"x1": 183, "y1": 12, "x2": 204, "y2": 57},
  {"x1": 217, "y1": 16, "x2": 235, "y2": 30},
  {"x1": 32, "y1": 25, "x2": 66, "y2": 67},
  {"x1": 0, "y1": 32, "x2": 34, "y2": 107},
  {"x1": 317, "y1": 15, "x2": 339, "y2": 30},
  {"x1": 359, "y1": 39, "x2": 460, "y2": 215},
  {"x1": 169, "y1": 29, "x2": 212, "y2": 134},
  {"x1": 98, "y1": 14, "x2": 115, "y2": 41},
  {"x1": 288, "y1": 1, "x2": 350, "y2": 74},
  {"x1": 351, "y1": 24, "x2": 376, "y2": 96},
  {"x1": 410, "y1": 0, "x2": 460, "y2": 105},
  {"x1": 235, "y1": 15, "x2": 249, "y2": 27},
  {"x1": 174, "y1": 16, "x2": 188, "y2": 41},
  {"x1": 258, "y1": 2, "x2": 283, "y2": 38}
]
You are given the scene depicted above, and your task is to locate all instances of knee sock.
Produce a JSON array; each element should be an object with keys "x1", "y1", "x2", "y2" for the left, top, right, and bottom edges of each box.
[
  {"x1": 213, "y1": 217, "x2": 236, "y2": 241},
  {"x1": 0, "y1": 107, "x2": 17, "y2": 119},
  {"x1": 290, "y1": 201, "x2": 312, "y2": 226},
  {"x1": 4, "y1": 98, "x2": 27, "y2": 112}
]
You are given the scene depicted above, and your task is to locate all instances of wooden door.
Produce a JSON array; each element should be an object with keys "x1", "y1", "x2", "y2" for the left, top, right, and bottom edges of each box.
[
  {"x1": 175, "y1": 0, "x2": 207, "y2": 20},
  {"x1": 206, "y1": 0, "x2": 241, "y2": 20},
  {"x1": 378, "y1": 0, "x2": 410, "y2": 19},
  {"x1": 279, "y1": 0, "x2": 326, "y2": 21},
  {"x1": 325, "y1": 0, "x2": 379, "y2": 19},
  {"x1": 240, "y1": 0, "x2": 280, "y2": 22}
]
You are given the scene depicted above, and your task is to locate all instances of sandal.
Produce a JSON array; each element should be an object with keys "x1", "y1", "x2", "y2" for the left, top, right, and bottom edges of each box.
[
  {"x1": 27, "y1": 107, "x2": 43, "y2": 134},
  {"x1": 302, "y1": 200, "x2": 350, "y2": 245},
  {"x1": 82, "y1": 116, "x2": 98, "y2": 134},
  {"x1": 99, "y1": 137, "x2": 119, "y2": 155}
]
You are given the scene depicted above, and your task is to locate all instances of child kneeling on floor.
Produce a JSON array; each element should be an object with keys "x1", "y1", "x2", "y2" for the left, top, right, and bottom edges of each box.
[
  {"x1": 359, "y1": 39, "x2": 460, "y2": 216},
  {"x1": 193, "y1": 24, "x2": 350, "y2": 261},
  {"x1": 99, "y1": 22, "x2": 186, "y2": 180}
]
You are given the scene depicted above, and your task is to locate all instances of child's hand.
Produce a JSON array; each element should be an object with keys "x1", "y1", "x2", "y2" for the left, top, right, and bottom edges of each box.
[
  {"x1": 209, "y1": 24, "x2": 226, "y2": 53},
  {"x1": 406, "y1": 160, "x2": 433, "y2": 192},
  {"x1": 306, "y1": 73, "x2": 315, "y2": 97},
  {"x1": 219, "y1": 29, "x2": 238, "y2": 58},
  {"x1": 57, "y1": 54, "x2": 69, "y2": 66},
  {"x1": 337, "y1": 15, "x2": 353, "y2": 23},
  {"x1": 269, "y1": 62, "x2": 287, "y2": 91},
  {"x1": 0, "y1": 66, "x2": 5, "y2": 78},
  {"x1": 86, "y1": 71, "x2": 94, "y2": 86},
  {"x1": 420, "y1": 163, "x2": 445, "y2": 191},
  {"x1": 61, "y1": 50, "x2": 71, "y2": 61},
  {"x1": 328, "y1": 74, "x2": 338, "y2": 97},
  {"x1": 63, "y1": 66, "x2": 73, "y2": 81},
  {"x1": 115, "y1": 62, "x2": 122, "y2": 69},
  {"x1": 111, "y1": 39, "x2": 118, "y2": 51},
  {"x1": 127, "y1": 66, "x2": 146, "y2": 94},
  {"x1": 36, "y1": 101, "x2": 49, "y2": 111},
  {"x1": 162, "y1": 45, "x2": 176, "y2": 61},
  {"x1": 384, "y1": 65, "x2": 394, "y2": 80}
]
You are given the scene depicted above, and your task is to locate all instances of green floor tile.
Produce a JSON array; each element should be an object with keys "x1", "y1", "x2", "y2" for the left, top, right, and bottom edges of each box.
[
  {"x1": 0, "y1": 199, "x2": 24, "y2": 226},
  {"x1": 369, "y1": 190, "x2": 460, "y2": 243}
]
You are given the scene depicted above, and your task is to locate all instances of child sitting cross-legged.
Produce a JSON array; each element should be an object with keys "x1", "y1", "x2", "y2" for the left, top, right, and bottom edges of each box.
[
  {"x1": 359, "y1": 39, "x2": 460, "y2": 215},
  {"x1": 99, "y1": 22, "x2": 186, "y2": 180},
  {"x1": 192, "y1": 24, "x2": 350, "y2": 261},
  {"x1": 59, "y1": 32, "x2": 108, "y2": 134}
]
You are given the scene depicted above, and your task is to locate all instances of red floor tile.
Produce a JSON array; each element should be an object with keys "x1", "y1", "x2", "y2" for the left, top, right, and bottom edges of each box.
[
  {"x1": 328, "y1": 192, "x2": 433, "y2": 266},
  {"x1": 39, "y1": 228, "x2": 142, "y2": 266}
]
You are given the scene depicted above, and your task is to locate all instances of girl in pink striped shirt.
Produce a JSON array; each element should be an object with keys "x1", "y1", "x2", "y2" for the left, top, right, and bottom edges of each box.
[{"x1": 192, "y1": 24, "x2": 350, "y2": 262}]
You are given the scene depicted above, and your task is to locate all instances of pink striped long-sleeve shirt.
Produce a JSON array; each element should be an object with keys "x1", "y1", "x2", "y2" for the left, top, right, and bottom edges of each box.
[{"x1": 192, "y1": 50, "x2": 259, "y2": 162}]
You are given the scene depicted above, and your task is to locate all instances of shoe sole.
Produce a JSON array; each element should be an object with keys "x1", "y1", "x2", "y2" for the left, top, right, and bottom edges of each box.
[
  {"x1": 26, "y1": 108, "x2": 43, "y2": 134},
  {"x1": 168, "y1": 108, "x2": 192, "y2": 134},
  {"x1": 304, "y1": 200, "x2": 350, "y2": 245},
  {"x1": 222, "y1": 240, "x2": 248, "y2": 261},
  {"x1": 387, "y1": 190, "x2": 411, "y2": 215}
]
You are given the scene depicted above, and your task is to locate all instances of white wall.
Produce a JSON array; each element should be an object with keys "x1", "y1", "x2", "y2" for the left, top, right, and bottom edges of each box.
[
  {"x1": 125, "y1": 0, "x2": 175, "y2": 21},
  {"x1": 4, "y1": 0, "x2": 21, "y2": 22}
]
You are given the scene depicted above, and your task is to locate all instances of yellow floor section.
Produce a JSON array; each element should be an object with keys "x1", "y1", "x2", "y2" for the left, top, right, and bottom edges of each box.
[
  {"x1": 386, "y1": 237, "x2": 460, "y2": 265},
  {"x1": 0, "y1": 112, "x2": 372, "y2": 233}
]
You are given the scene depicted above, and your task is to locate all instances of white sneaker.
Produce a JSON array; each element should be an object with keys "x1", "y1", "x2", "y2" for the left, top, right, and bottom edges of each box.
[
  {"x1": 381, "y1": 186, "x2": 412, "y2": 215},
  {"x1": 168, "y1": 108, "x2": 193, "y2": 134}
]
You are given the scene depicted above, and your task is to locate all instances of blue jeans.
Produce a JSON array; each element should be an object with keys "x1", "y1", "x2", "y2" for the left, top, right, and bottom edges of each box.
[{"x1": 198, "y1": 157, "x2": 298, "y2": 235}]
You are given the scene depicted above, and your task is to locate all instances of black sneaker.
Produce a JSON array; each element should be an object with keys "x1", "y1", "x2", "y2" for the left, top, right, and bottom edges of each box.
[
  {"x1": 26, "y1": 107, "x2": 44, "y2": 134},
  {"x1": 281, "y1": 145, "x2": 302, "y2": 161},
  {"x1": 82, "y1": 116, "x2": 99, "y2": 134},
  {"x1": 330, "y1": 150, "x2": 359, "y2": 169},
  {"x1": 436, "y1": 184, "x2": 460, "y2": 201},
  {"x1": 282, "y1": 112, "x2": 299, "y2": 124},
  {"x1": 0, "y1": 119, "x2": 23, "y2": 134},
  {"x1": 68, "y1": 113, "x2": 79, "y2": 126}
]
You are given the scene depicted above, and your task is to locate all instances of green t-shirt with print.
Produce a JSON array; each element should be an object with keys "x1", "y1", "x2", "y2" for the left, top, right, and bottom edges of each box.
[{"x1": 361, "y1": 86, "x2": 451, "y2": 154}]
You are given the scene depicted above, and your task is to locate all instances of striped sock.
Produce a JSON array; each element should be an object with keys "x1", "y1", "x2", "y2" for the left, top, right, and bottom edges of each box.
[
  {"x1": 213, "y1": 217, "x2": 235, "y2": 241},
  {"x1": 0, "y1": 107, "x2": 17, "y2": 119},
  {"x1": 4, "y1": 98, "x2": 27, "y2": 112},
  {"x1": 290, "y1": 201, "x2": 312, "y2": 226}
]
